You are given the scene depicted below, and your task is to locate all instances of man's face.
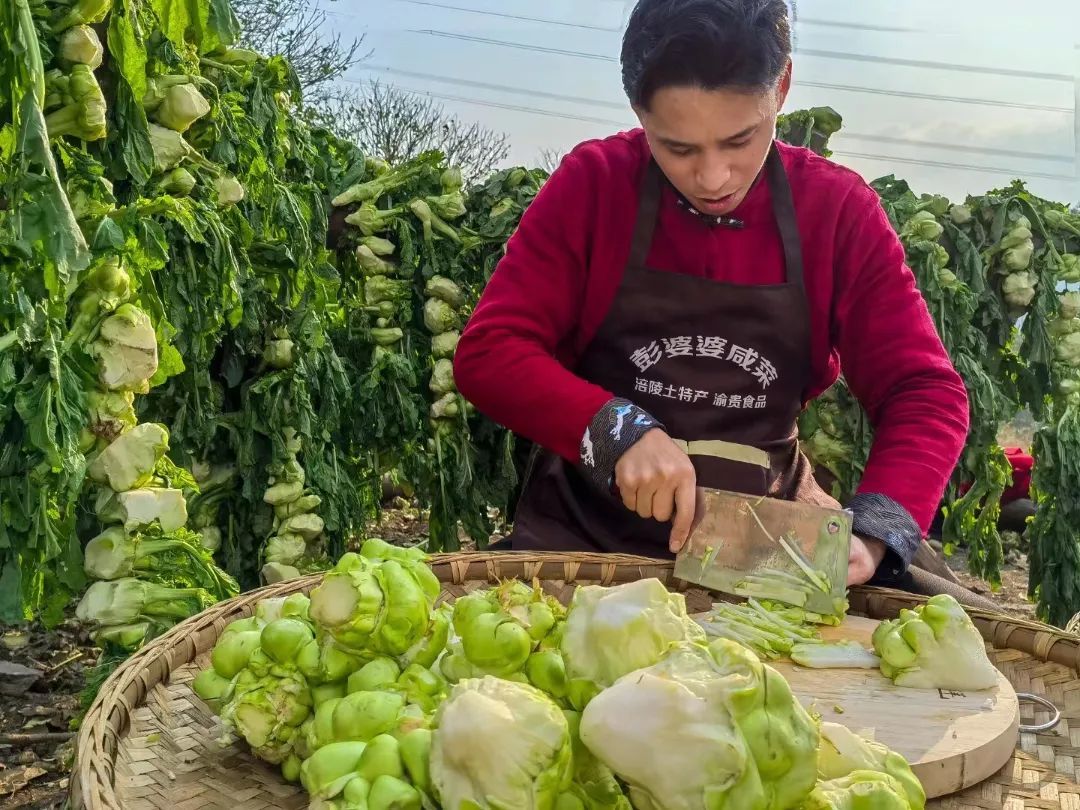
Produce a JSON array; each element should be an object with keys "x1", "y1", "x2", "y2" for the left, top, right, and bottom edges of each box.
[{"x1": 635, "y1": 65, "x2": 791, "y2": 217}]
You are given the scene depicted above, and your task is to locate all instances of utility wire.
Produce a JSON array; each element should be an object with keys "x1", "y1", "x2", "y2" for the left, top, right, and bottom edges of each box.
[
  {"x1": 375, "y1": 82, "x2": 1075, "y2": 180},
  {"x1": 408, "y1": 29, "x2": 1076, "y2": 84},
  {"x1": 350, "y1": 66, "x2": 1074, "y2": 164},
  {"x1": 345, "y1": 0, "x2": 921, "y2": 35},
  {"x1": 832, "y1": 151, "x2": 1073, "y2": 182}
]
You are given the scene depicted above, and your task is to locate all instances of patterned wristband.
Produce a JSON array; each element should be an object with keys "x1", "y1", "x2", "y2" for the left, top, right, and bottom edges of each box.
[{"x1": 579, "y1": 398, "x2": 664, "y2": 494}]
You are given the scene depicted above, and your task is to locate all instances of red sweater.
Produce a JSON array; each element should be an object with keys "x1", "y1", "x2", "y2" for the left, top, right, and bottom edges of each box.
[{"x1": 454, "y1": 130, "x2": 970, "y2": 535}]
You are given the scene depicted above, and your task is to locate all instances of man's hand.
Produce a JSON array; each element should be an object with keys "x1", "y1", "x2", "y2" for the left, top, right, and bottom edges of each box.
[
  {"x1": 613, "y1": 429, "x2": 698, "y2": 553},
  {"x1": 847, "y1": 534, "x2": 887, "y2": 586}
]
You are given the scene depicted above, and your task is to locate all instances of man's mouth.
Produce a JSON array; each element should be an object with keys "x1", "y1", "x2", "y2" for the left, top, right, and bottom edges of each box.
[{"x1": 695, "y1": 192, "x2": 738, "y2": 215}]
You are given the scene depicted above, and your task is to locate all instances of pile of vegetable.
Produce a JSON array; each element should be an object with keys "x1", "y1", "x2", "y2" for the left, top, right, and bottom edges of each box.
[
  {"x1": 195, "y1": 543, "x2": 1009, "y2": 808},
  {"x1": 1, "y1": 0, "x2": 548, "y2": 653},
  {"x1": 784, "y1": 110, "x2": 1080, "y2": 624}
]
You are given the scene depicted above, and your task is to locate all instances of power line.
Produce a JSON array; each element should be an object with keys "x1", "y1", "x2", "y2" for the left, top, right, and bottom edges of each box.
[
  {"x1": 832, "y1": 150, "x2": 1073, "y2": 182},
  {"x1": 409, "y1": 29, "x2": 1076, "y2": 85},
  {"x1": 352, "y1": 64, "x2": 1075, "y2": 164},
  {"x1": 837, "y1": 133, "x2": 1073, "y2": 165},
  {"x1": 409, "y1": 29, "x2": 614, "y2": 62},
  {"x1": 383, "y1": 0, "x2": 620, "y2": 32},
  {"x1": 370, "y1": 83, "x2": 633, "y2": 128},
  {"x1": 798, "y1": 48, "x2": 1074, "y2": 84},
  {"x1": 797, "y1": 80, "x2": 1072, "y2": 115},
  {"x1": 798, "y1": 17, "x2": 918, "y2": 33},
  {"x1": 351, "y1": 64, "x2": 628, "y2": 110},
  {"x1": 354, "y1": 81, "x2": 1074, "y2": 181},
  {"x1": 345, "y1": 0, "x2": 920, "y2": 36}
]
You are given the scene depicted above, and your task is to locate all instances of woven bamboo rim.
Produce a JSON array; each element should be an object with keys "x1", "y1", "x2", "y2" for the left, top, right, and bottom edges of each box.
[{"x1": 70, "y1": 551, "x2": 1080, "y2": 810}]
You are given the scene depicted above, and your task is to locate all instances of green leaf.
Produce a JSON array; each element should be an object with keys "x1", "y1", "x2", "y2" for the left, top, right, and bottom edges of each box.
[{"x1": 106, "y1": 0, "x2": 154, "y2": 186}]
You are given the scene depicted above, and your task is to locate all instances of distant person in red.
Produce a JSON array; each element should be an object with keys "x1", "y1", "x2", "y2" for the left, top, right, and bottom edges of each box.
[
  {"x1": 453, "y1": 0, "x2": 996, "y2": 609},
  {"x1": 935, "y1": 447, "x2": 1035, "y2": 535}
]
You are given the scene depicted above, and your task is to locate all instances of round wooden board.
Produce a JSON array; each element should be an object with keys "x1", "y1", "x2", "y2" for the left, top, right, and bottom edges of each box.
[{"x1": 771, "y1": 615, "x2": 1020, "y2": 799}]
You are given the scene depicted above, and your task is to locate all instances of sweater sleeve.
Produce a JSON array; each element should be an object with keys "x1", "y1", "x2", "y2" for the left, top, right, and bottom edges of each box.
[
  {"x1": 453, "y1": 152, "x2": 620, "y2": 463},
  {"x1": 831, "y1": 181, "x2": 970, "y2": 543}
]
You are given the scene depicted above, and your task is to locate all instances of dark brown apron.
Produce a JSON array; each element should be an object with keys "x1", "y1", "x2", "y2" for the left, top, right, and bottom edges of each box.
[{"x1": 504, "y1": 143, "x2": 833, "y2": 557}]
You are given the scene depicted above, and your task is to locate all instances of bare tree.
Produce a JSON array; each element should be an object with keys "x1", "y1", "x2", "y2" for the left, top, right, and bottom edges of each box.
[
  {"x1": 230, "y1": 0, "x2": 367, "y2": 110},
  {"x1": 538, "y1": 148, "x2": 566, "y2": 174},
  {"x1": 317, "y1": 81, "x2": 511, "y2": 181}
]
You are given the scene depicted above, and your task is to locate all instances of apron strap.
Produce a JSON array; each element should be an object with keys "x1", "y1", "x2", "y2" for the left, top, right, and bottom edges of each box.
[
  {"x1": 670, "y1": 438, "x2": 770, "y2": 469},
  {"x1": 764, "y1": 143, "x2": 805, "y2": 289},
  {"x1": 630, "y1": 145, "x2": 804, "y2": 287},
  {"x1": 626, "y1": 160, "x2": 664, "y2": 271}
]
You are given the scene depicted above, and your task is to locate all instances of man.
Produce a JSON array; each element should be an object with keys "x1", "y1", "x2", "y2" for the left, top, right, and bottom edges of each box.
[{"x1": 453, "y1": 0, "x2": 991, "y2": 606}]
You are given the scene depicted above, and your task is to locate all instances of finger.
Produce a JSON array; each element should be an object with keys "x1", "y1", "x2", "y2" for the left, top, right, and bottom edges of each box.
[
  {"x1": 651, "y1": 483, "x2": 677, "y2": 523},
  {"x1": 669, "y1": 479, "x2": 697, "y2": 553},
  {"x1": 635, "y1": 477, "x2": 664, "y2": 519}
]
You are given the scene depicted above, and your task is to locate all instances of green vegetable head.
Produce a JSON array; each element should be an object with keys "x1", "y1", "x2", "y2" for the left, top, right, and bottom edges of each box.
[
  {"x1": 948, "y1": 204, "x2": 972, "y2": 225},
  {"x1": 423, "y1": 297, "x2": 459, "y2": 335},
  {"x1": 560, "y1": 578, "x2": 706, "y2": 702},
  {"x1": 1059, "y1": 292, "x2": 1080, "y2": 321},
  {"x1": 75, "y1": 577, "x2": 210, "y2": 627},
  {"x1": 265, "y1": 533, "x2": 307, "y2": 566},
  {"x1": 87, "y1": 422, "x2": 170, "y2": 492},
  {"x1": 369, "y1": 774, "x2": 421, "y2": 809},
  {"x1": 1059, "y1": 253, "x2": 1080, "y2": 283},
  {"x1": 805, "y1": 771, "x2": 919, "y2": 810},
  {"x1": 309, "y1": 555, "x2": 386, "y2": 649},
  {"x1": 871, "y1": 594, "x2": 998, "y2": 690},
  {"x1": 348, "y1": 657, "x2": 402, "y2": 693},
  {"x1": 332, "y1": 690, "x2": 409, "y2": 742},
  {"x1": 429, "y1": 358, "x2": 456, "y2": 396},
  {"x1": 525, "y1": 649, "x2": 569, "y2": 699},
  {"x1": 153, "y1": 83, "x2": 211, "y2": 133},
  {"x1": 430, "y1": 676, "x2": 573, "y2": 810},
  {"x1": 817, "y1": 722, "x2": 925, "y2": 810},
  {"x1": 192, "y1": 667, "x2": 233, "y2": 710},
  {"x1": 148, "y1": 123, "x2": 199, "y2": 173},
  {"x1": 213, "y1": 174, "x2": 245, "y2": 207},
  {"x1": 451, "y1": 589, "x2": 534, "y2": 677},
  {"x1": 399, "y1": 727, "x2": 433, "y2": 793},
  {"x1": 357, "y1": 733, "x2": 405, "y2": 783},
  {"x1": 1002, "y1": 271, "x2": 1037, "y2": 311},
  {"x1": 261, "y1": 563, "x2": 302, "y2": 584},
  {"x1": 298, "y1": 634, "x2": 365, "y2": 686},
  {"x1": 44, "y1": 64, "x2": 106, "y2": 141},
  {"x1": 300, "y1": 740, "x2": 369, "y2": 799},
  {"x1": 431, "y1": 330, "x2": 460, "y2": 360},
  {"x1": 579, "y1": 642, "x2": 818, "y2": 810},
  {"x1": 1057, "y1": 332, "x2": 1080, "y2": 368},
  {"x1": 59, "y1": 24, "x2": 103, "y2": 68},
  {"x1": 90, "y1": 304, "x2": 159, "y2": 394},
  {"x1": 261, "y1": 618, "x2": 316, "y2": 665},
  {"x1": 223, "y1": 666, "x2": 313, "y2": 764},
  {"x1": 900, "y1": 211, "x2": 943, "y2": 243}
]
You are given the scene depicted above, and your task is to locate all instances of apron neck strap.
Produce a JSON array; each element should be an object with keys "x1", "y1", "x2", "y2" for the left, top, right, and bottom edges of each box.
[
  {"x1": 764, "y1": 142, "x2": 805, "y2": 288},
  {"x1": 627, "y1": 141, "x2": 805, "y2": 288},
  {"x1": 627, "y1": 159, "x2": 665, "y2": 271}
]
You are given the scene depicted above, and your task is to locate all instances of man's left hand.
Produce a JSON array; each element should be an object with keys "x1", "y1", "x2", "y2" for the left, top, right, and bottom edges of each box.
[{"x1": 847, "y1": 534, "x2": 887, "y2": 586}]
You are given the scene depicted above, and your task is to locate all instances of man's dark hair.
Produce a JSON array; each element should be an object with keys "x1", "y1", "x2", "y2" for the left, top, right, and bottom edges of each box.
[{"x1": 621, "y1": 0, "x2": 792, "y2": 109}]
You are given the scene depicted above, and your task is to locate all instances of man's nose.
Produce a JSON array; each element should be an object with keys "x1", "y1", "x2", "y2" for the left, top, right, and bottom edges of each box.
[{"x1": 697, "y1": 157, "x2": 732, "y2": 194}]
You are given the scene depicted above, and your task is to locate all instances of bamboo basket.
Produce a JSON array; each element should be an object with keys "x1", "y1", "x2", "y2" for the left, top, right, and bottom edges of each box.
[{"x1": 71, "y1": 552, "x2": 1080, "y2": 810}]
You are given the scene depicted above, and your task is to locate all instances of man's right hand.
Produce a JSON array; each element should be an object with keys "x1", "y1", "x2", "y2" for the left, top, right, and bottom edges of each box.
[{"x1": 613, "y1": 428, "x2": 698, "y2": 553}]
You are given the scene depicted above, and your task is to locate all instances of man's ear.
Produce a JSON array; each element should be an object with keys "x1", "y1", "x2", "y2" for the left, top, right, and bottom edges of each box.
[{"x1": 775, "y1": 59, "x2": 793, "y2": 109}]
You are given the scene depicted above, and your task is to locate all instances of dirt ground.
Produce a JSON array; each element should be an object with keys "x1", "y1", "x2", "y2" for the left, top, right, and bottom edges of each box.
[{"x1": 0, "y1": 511, "x2": 1044, "y2": 809}]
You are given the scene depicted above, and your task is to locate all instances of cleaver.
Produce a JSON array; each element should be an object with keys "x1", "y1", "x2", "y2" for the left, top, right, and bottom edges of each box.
[{"x1": 668, "y1": 439, "x2": 853, "y2": 618}]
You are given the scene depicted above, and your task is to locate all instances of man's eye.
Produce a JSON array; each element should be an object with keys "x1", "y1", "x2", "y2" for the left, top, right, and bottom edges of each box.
[{"x1": 669, "y1": 147, "x2": 693, "y2": 157}]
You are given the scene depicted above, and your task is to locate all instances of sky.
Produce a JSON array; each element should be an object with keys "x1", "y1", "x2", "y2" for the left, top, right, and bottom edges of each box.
[{"x1": 316, "y1": 0, "x2": 1080, "y2": 207}]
